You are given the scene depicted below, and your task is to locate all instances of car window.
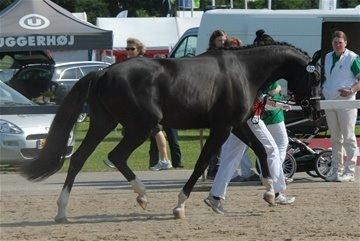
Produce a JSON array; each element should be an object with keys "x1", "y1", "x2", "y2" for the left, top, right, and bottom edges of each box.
[
  {"x1": 60, "y1": 67, "x2": 82, "y2": 80},
  {"x1": 12, "y1": 68, "x2": 51, "y2": 83},
  {"x1": 80, "y1": 65, "x2": 105, "y2": 75},
  {"x1": 173, "y1": 36, "x2": 197, "y2": 58},
  {"x1": 0, "y1": 69, "x2": 18, "y2": 82}
]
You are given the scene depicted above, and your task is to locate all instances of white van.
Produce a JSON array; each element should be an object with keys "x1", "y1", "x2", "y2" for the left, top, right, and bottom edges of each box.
[
  {"x1": 170, "y1": 9, "x2": 359, "y2": 62},
  {"x1": 169, "y1": 27, "x2": 199, "y2": 58},
  {"x1": 168, "y1": 8, "x2": 360, "y2": 129},
  {"x1": 196, "y1": 9, "x2": 360, "y2": 56},
  {"x1": 170, "y1": 9, "x2": 359, "y2": 93}
]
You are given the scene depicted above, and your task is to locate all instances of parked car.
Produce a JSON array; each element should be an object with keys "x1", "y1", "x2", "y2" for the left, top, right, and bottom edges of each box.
[
  {"x1": 50, "y1": 61, "x2": 111, "y2": 104},
  {"x1": 169, "y1": 27, "x2": 198, "y2": 58},
  {"x1": 2, "y1": 51, "x2": 111, "y2": 121},
  {"x1": 0, "y1": 81, "x2": 75, "y2": 165},
  {"x1": 6, "y1": 52, "x2": 110, "y2": 102}
]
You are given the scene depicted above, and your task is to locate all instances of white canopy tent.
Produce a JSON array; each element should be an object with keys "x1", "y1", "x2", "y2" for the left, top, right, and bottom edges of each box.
[{"x1": 96, "y1": 17, "x2": 201, "y2": 51}]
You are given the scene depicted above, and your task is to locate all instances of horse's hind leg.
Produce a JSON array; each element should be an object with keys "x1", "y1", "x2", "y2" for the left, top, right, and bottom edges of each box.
[
  {"x1": 173, "y1": 126, "x2": 231, "y2": 219},
  {"x1": 54, "y1": 119, "x2": 116, "y2": 223},
  {"x1": 107, "y1": 125, "x2": 151, "y2": 210}
]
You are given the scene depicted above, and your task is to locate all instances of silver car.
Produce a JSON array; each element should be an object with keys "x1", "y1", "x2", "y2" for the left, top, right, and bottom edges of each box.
[
  {"x1": 7, "y1": 57, "x2": 110, "y2": 122},
  {"x1": 0, "y1": 81, "x2": 74, "y2": 165}
]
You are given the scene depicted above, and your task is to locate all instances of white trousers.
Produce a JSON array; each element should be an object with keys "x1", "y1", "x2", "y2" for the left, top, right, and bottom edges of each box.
[
  {"x1": 240, "y1": 121, "x2": 289, "y2": 176},
  {"x1": 210, "y1": 119, "x2": 286, "y2": 199},
  {"x1": 266, "y1": 122, "x2": 289, "y2": 164},
  {"x1": 239, "y1": 148, "x2": 252, "y2": 177},
  {"x1": 325, "y1": 108, "x2": 358, "y2": 174}
]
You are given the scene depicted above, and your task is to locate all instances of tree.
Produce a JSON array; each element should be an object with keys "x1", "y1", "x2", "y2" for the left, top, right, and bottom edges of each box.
[
  {"x1": 0, "y1": 0, "x2": 359, "y2": 18},
  {"x1": 338, "y1": 0, "x2": 360, "y2": 8},
  {"x1": 74, "y1": 0, "x2": 110, "y2": 24},
  {"x1": 0, "y1": 0, "x2": 15, "y2": 10}
]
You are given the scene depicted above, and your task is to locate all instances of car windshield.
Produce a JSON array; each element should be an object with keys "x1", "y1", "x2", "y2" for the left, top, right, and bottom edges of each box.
[{"x1": 0, "y1": 81, "x2": 34, "y2": 107}]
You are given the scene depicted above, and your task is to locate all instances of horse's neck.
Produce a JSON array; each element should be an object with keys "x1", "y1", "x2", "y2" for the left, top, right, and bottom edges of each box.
[{"x1": 249, "y1": 47, "x2": 306, "y2": 91}]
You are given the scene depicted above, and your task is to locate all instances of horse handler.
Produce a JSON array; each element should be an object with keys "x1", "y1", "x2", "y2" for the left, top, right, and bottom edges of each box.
[{"x1": 204, "y1": 30, "x2": 295, "y2": 214}]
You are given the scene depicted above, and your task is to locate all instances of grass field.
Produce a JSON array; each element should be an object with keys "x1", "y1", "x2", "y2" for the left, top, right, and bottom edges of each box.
[
  {"x1": 61, "y1": 119, "x2": 360, "y2": 172},
  {"x1": 61, "y1": 121, "x2": 210, "y2": 172}
]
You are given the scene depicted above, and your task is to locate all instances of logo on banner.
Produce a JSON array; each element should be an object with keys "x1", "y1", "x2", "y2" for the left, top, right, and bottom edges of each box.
[{"x1": 19, "y1": 14, "x2": 50, "y2": 30}]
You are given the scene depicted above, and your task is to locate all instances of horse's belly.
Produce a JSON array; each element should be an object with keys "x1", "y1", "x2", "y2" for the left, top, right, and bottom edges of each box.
[{"x1": 161, "y1": 112, "x2": 210, "y2": 129}]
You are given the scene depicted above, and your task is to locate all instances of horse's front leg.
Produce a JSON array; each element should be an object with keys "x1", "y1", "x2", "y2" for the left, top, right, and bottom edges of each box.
[
  {"x1": 173, "y1": 126, "x2": 231, "y2": 219},
  {"x1": 108, "y1": 125, "x2": 151, "y2": 210}
]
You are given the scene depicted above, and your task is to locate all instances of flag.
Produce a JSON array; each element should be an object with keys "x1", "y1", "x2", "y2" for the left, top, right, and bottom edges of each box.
[{"x1": 178, "y1": 0, "x2": 200, "y2": 9}]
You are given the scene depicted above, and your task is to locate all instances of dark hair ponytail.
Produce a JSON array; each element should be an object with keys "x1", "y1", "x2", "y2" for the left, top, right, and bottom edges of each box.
[
  {"x1": 256, "y1": 29, "x2": 265, "y2": 38},
  {"x1": 253, "y1": 29, "x2": 275, "y2": 46}
]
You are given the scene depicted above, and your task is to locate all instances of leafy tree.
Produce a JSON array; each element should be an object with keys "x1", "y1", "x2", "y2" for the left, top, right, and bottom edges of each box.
[
  {"x1": 248, "y1": 0, "x2": 318, "y2": 9},
  {"x1": 272, "y1": 0, "x2": 318, "y2": 9},
  {"x1": 0, "y1": 0, "x2": 15, "y2": 11},
  {"x1": 0, "y1": 0, "x2": 359, "y2": 18},
  {"x1": 52, "y1": 0, "x2": 75, "y2": 12},
  {"x1": 74, "y1": 0, "x2": 110, "y2": 24},
  {"x1": 338, "y1": 0, "x2": 360, "y2": 8}
]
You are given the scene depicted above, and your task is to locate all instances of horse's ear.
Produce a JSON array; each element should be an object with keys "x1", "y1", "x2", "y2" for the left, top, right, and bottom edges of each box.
[{"x1": 309, "y1": 50, "x2": 321, "y2": 65}]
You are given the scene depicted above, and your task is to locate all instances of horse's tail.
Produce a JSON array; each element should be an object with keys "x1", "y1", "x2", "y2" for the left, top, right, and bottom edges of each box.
[{"x1": 21, "y1": 71, "x2": 100, "y2": 181}]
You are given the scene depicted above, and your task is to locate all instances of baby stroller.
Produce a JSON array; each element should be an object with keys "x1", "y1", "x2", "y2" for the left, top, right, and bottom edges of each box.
[
  {"x1": 284, "y1": 115, "x2": 333, "y2": 179},
  {"x1": 256, "y1": 117, "x2": 333, "y2": 180},
  {"x1": 285, "y1": 128, "x2": 332, "y2": 179}
]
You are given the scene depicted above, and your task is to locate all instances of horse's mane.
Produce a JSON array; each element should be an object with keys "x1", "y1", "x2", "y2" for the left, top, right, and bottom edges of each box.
[{"x1": 213, "y1": 41, "x2": 310, "y2": 58}]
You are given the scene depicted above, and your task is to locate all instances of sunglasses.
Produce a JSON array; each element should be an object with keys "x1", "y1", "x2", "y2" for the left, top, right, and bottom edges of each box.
[{"x1": 125, "y1": 47, "x2": 136, "y2": 51}]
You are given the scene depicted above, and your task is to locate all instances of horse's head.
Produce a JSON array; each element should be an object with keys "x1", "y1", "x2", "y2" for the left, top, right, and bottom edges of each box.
[{"x1": 287, "y1": 50, "x2": 322, "y2": 120}]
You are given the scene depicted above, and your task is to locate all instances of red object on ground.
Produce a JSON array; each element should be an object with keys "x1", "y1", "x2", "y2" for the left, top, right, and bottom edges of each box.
[{"x1": 308, "y1": 137, "x2": 360, "y2": 165}]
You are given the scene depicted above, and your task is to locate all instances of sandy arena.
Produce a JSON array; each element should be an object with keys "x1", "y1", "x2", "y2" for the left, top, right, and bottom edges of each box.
[{"x1": 1, "y1": 170, "x2": 359, "y2": 241}]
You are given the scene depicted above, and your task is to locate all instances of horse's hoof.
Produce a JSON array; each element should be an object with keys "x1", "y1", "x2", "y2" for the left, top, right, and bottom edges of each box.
[
  {"x1": 173, "y1": 207, "x2": 185, "y2": 219},
  {"x1": 263, "y1": 191, "x2": 276, "y2": 206},
  {"x1": 54, "y1": 216, "x2": 69, "y2": 223},
  {"x1": 136, "y1": 195, "x2": 148, "y2": 210}
]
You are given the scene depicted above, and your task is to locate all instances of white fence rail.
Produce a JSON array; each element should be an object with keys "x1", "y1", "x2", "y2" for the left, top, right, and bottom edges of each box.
[{"x1": 319, "y1": 100, "x2": 360, "y2": 110}]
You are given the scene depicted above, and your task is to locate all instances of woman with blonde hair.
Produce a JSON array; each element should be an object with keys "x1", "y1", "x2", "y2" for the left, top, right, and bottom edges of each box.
[
  {"x1": 125, "y1": 38, "x2": 146, "y2": 57},
  {"x1": 104, "y1": 38, "x2": 172, "y2": 170}
]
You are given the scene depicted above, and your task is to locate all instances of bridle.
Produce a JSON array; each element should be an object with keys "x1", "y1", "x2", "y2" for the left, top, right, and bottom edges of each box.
[{"x1": 300, "y1": 56, "x2": 322, "y2": 120}]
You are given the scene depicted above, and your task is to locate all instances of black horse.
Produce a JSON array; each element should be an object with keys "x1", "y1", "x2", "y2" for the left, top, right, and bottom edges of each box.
[{"x1": 22, "y1": 42, "x2": 321, "y2": 222}]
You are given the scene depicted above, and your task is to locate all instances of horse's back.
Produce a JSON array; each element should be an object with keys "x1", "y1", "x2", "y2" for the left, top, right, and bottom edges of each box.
[{"x1": 93, "y1": 55, "x2": 252, "y2": 129}]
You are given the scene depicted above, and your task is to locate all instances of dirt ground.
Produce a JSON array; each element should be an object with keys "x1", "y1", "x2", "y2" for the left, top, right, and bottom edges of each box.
[{"x1": 1, "y1": 171, "x2": 359, "y2": 241}]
